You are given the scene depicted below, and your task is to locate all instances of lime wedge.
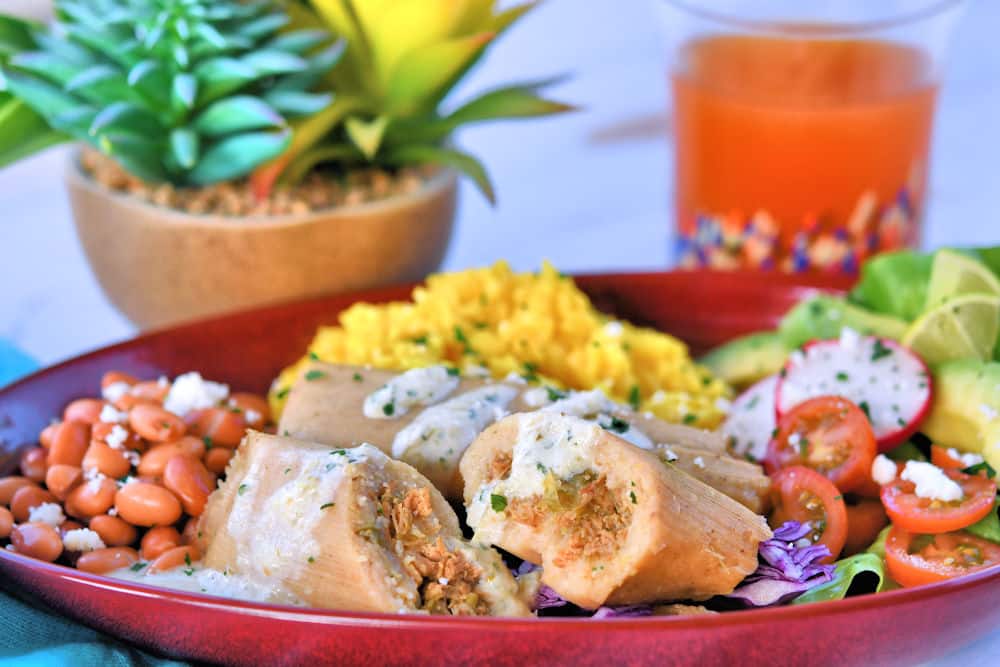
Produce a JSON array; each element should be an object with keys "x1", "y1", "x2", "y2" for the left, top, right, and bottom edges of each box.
[
  {"x1": 902, "y1": 294, "x2": 1000, "y2": 365},
  {"x1": 924, "y1": 249, "x2": 1000, "y2": 309}
]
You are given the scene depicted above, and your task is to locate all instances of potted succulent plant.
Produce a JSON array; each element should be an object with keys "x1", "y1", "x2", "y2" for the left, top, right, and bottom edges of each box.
[{"x1": 0, "y1": 0, "x2": 570, "y2": 329}]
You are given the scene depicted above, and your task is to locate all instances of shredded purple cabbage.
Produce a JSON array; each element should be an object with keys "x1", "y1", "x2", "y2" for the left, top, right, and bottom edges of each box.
[
  {"x1": 514, "y1": 561, "x2": 651, "y2": 617},
  {"x1": 727, "y1": 520, "x2": 835, "y2": 607}
]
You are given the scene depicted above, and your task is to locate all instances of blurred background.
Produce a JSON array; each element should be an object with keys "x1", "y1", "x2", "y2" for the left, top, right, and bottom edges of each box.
[{"x1": 1, "y1": 0, "x2": 998, "y2": 364}]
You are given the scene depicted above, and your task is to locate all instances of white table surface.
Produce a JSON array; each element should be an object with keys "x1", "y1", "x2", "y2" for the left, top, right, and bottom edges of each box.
[{"x1": 0, "y1": 1, "x2": 998, "y2": 664}]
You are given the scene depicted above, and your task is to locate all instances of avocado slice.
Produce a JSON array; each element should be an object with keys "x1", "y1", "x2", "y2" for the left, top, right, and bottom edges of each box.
[
  {"x1": 921, "y1": 359, "x2": 1000, "y2": 471},
  {"x1": 700, "y1": 331, "x2": 787, "y2": 390},
  {"x1": 778, "y1": 295, "x2": 908, "y2": 349}
]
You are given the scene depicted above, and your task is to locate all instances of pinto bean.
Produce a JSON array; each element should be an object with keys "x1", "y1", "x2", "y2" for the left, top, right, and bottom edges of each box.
[
  {"x1": 10, "y1": 522, "x2": 63, "y2": 562},
  {"x1": 148, "y1": 545, "x2": 199, "y2": 574},
  {"x1": 185, "y1": 407, "x2": 246, "y2": 447},
  {"x1": 131, "y1": 380, "x2": 169, "y2": 403},
  {"x1": 10, "y1": 485, "x2": 56, "y2": 522},
  {"x1": 82, "y1": 441, "x2": 132, "y2": 480},
  {"x1": 0, "y1": 476, "x2": 35, "y2": 506},
  {"x1": 129, "y1": 404, "x2": 185, "y2": 443},
  {"x1": 181, "y1": 517, "x2": 201, "y2": 545},
  {"x1": 48, "y1": 421, "x2": 91, "y2": 467},
  {"x1": 227, "y1": 393, "x2": 271, "y2": 428},
  {"x1": 63, "y1": 399, "x2": 105, "y2": 425},
  {"x1": 101, "y1": 371, "x2": 138, "y2": 390},
  {"x1": 203, "y1": 447, "x2": 233, "y2": 475},
  {"x1": 138, "y1": 437, "x2": 206, "y2": 478},
  {"x1": 64, "y1": 477, "x2": 117, "y2": 520},
  {"x1": 19, "y1": 447, "x2": 47, "y2": 482},
  {"x1": 163, "y1": 455, "x2": 215, "y2": 517},
  {"x1": 89, "y1": 514, "x2": 138, "y2": 547},
  {"x1": 45, "y1": 464, "x2": 83, "y2": 501},
  {"x1": 0, "y1": 506, "x2": 12, "y2": 538},
  {"x1": 77, "y1": 547, "x2": 140, "y2": 574},
  {"x1": 140, "y1": 526, "x2": 182, "y2": 560},
  {"x1": 114, "y1": 482, "x2": 181, "y2": 527},
  {"x1": 39, "y1": 422, "x2": 59, "y2": 449}
]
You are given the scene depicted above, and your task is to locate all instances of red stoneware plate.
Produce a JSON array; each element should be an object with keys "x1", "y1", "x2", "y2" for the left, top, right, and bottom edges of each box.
[{"x1": 1, "y1": 270, "x2": 998, "y2": 667}]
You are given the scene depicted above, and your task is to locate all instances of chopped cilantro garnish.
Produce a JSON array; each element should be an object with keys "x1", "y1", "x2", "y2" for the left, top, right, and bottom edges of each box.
[
  {"x1": 320, "y1": 502, "x2": 335, "y2": 510},
  {"x1": 411, "y1": 335, "x2": 428, "y2": 345},
  {"x1": 746, "y1": 396, "x2": 760, "y2": 410},
  {"x1": 962, "y1": 461, "x2": 997, "y2": 479},
  {"x1": 454, "y1": 326, "x2": 471, "y2": 353},
  {"x1": 446, "y1": 367, "x2": 460, "y2": 377},
  {"x1": 184, "y1": 552, "x2": 192, "y2": 567},
  {"x1": 682, "y1": 414, "x2": 697, "y2": 425},
  {"x1": 308, "y1": 556, "x2": 315, "y2": 563},
  {"x1": 352, "y1": 372, "x2": 363, "y2": 382},
  {"x1": 308, "y1": 351, "x2": 319, "y2": 360},
  {"x1": 629, "y1": 490, "x2": 637, "y2": 504},
  {"x1": 836, "y1": 371, "x2": 849, "y2": 382},
  {"x1": 604, "y1": 416, "x2": 630, "y2": 433},
  {"x1": 545, "y1": 386, "x2": 567, "y2": 402},
  {"x1": 382, "y1": 402, "x2": 395, "y2": 416},
  {"x1": 871, "y1": 339, "x2": 893, "y2": 361},
  {"x1": 276, "y1": 387, "x2": 290, "y2": 399},
  {"x1": 238, "y1": 483, "x2": 248, "y2": 496},
  {"x1": 536, "y1": 463, "x2": 547, "y2": 474},
  {"x1": 628, "y1": 385, "x2": 640, "y2": 410},
  {"x1": 130, "y1": 562, "x2": 147, "y2": 572},
  {"x1": 202, "y1": 436, "x2": 213, "y2": 450},
  {"x1": 858, "y1": 401, "x2": 872, "y2": 420},
  {"x1": 183, "y1": 568, "x2": 194, "y2": 576},
  {"x1": 304, "y1": 370, "x2": 327, "y2": 381},
  {"x1": 331, "y1": 449, "x2": 346, "y2": 456},
  {"x1": 490, "y1": 494, "x2": 508, "y2": 512},
  {"x1": 284, "y1": 467, "x2": 291, "y2": 474}
]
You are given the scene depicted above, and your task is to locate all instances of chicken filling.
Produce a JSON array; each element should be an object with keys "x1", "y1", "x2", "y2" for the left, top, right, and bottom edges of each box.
[{"x1": 373, "y1": 483, "x2": 489, "y2": 615}]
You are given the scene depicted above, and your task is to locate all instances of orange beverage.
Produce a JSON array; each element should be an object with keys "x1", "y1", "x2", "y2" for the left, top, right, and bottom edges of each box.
[{"x1": 659, "y1": 1, "x2": 966, "y2": 273}]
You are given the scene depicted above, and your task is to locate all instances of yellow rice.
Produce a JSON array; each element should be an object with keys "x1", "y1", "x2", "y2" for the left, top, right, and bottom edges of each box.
[{"x1": 270, "y1": 262, "x2": 731, "y2": 427}]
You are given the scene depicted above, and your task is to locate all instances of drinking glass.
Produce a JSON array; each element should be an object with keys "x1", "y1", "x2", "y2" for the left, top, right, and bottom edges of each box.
[{"x1": 656, "y1": 0, "x2": 966, "y2": 272}]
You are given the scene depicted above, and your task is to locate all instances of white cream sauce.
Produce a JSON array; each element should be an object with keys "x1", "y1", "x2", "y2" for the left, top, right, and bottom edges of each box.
[
  {"x1": 390, "y1": 385, "x2": 519, "y2": 465},
  {"x1": 363, "y1": 365, "x2": 460, "y2": 419},
  {"x1": 466, "y1": 413, "x2": 602, "y2": 542},
  {"x1": 540, "y1": 389, "x2": 653, "y2": 449},
  {"x1": 224, "y1": 443, "x2": 379, "y2": 587},
  {"x1": 108, "y1": 562, "x2": 303, "y2": 605}
]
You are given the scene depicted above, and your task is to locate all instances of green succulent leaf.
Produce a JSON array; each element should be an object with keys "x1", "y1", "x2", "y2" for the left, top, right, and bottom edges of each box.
[
  {"x1": 194, "y1": 95, "x2": 284, "y2": 137},
  {"x1": 242, "y1": 50, "x2": 309, "y2": 77},
  {"x1": 239, "y1": 13, "x2": 290, "y2": 40},
  {"x1": 281, "y1": 142, "x2": 362, "y2": 186},
  {"x1": 0, "y1": 15, "x2": 38, "y2": 61},
  {"x1": 384, "y1": 32, "x2": 493, "y2": 115},
  {"x1": 66, "y1": 64, "x2": 141, "y2": 106},
  {"x1": 266, "y1": 29, "x2": 330, "y2": 54},
  {"x1": 345, "y1": 115, "x2": 388, "y2": 159},
  {"x1": 189, "y1": 129, "x2": 291, "y2": 185},
  {"x1": 172, "y1": 43, "x2": 190, "y2": 69},
  {"x1": 193, "y1": 57, "x2": 259, "y2": 104},
  {"x1": 264, "y1": 90, "x2": 333, "y2": 116},
  {"x1": 90, "y1": 102, "x2": 162, "y2": 137},
  {"x1": 193, "y1": 22, "x2": 228, "y2": 50},
  {"x1": 65, "y1": 26, "x2": 134, "y2": 68},
  {"x1": 172, "y1": 73, "x2": 198, "y2": 111},
  {"x1": 0, "y1": 95, "x2": 66, "y2": 168},
  {"x1": 96, "y1": 132, "x2": 166, "y2": 182},
  {"x1": 9, "y1": 52, "x2": 87, "y2": 87},
  {"x1": 385, "y1": 144, "x2": 494, "y2": 205},
  {"x1": 2, "y1": 70, "x2": 81, "y2": 123},
  {"x1": 271, "y1": 40, "x2": 345, "y2": 92},
  {"x1": 169, "y1": 128, "x2": 200, "y2": 170},
  {"x1": 492, "y1": 2, "x2": 539, "y2": 35}
]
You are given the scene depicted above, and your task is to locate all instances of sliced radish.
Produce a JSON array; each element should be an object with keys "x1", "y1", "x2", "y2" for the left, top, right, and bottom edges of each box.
[
  {"x1": 722, "y1": 374, "x2": 778, "y2": 463},
  {"x1": 775, "y1": 329, "x2": 932, "y2": 451}
]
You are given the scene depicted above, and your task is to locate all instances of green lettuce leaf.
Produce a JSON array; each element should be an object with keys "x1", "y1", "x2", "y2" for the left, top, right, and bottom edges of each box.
[
  {"x1": 885, "y1": 441, "x2": 927, "y2": 463},
  {"x1": 849, "y1": 251, "x2": 933, "y2": 321},
  {"x1": 966, "y1": 500, "x2": 1000, "y2": 543},
  {"x1": 792, "y1": 552, "x2": 887, "y2": 604}
]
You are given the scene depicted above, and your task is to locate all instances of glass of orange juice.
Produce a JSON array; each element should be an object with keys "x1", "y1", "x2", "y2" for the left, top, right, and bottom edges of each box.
[{"x1": 657, "y1": 1, "x2": 966, "y2": 273}]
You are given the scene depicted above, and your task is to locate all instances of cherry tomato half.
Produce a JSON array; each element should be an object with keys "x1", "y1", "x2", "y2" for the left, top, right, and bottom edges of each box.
[
  {"x1": 764, "y1": 396, "x2": 877, "y2": 494},
  {"x1": 884, "y1": 526, "x2": 1000, "y2": 587},
  {"x1": 880, "y1": 468, "x2": 996, "y2": 534},
  {"x1": 843, "y1": 498, "x2": 889, "y2": 556},
  {"x1": 769, "y1": 465, "x2": 848, "y2": 562},
  {"x1": 929, "y1": 444, "x2": 988, "y2": 473}
]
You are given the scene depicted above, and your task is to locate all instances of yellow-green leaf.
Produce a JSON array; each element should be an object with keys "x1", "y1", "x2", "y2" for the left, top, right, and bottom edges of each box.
[
  {"x1": 384, "y1": 31, "x2": 493, "y2": 115},
  {"x1": 344, "y1": 114, "x2": 388, "y2": 159}
]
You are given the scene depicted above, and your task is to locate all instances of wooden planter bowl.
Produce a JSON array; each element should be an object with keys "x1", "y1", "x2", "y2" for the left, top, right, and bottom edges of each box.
[{"x1": 65, "y1": 155, "x2": 458, "y2": 329}]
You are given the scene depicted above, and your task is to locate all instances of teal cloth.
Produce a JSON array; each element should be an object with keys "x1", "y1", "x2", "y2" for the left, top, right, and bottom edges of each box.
[{"x1": 0, "y1": 341, "x2": 187, "y2": 666}]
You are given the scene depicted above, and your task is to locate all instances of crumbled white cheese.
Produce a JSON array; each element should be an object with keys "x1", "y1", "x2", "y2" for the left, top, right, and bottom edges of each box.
[
  {"x1": 363, "y1": 366, "x2": 459, "y2": 419},
  {"x1": 900, "y1": 461, "x2": 963, "y2": 502},
  {"x1": 124, "y1": 450, "x2": 141, "y2": 467},
  {"x1": 157, "y1": 376, "x2": 170, "y2": 388},
  {"x1": 521, "y1": 387, "x2": 551, "y2": 408},
  {"x1": 163, "y1": 372, "x2": 229, "y2": 417},
  {"x1": 603, "y1": 321, "x2": 624, "y2": 338},
  {"x1": 650, "y1": 390, "x2": 666, "y2": 404},
  {"x1": 438, "y1": 577, "x2": 449, "y2": 585},
  {"x1": 108, "y1": 507, "x2": 118, "y2": 517},
  {"x1": 101, "y1": 382, "x2": 131, "y2": 403},
  {"x1": 839, "y1": 326, "x2": 861, "y2": 350},
  {"x1": 787, "y1": 432, "x2": 802, "y2": 447},
  {"x1": 946, "y1": 448, "x2": 984, "y2": 467},
  {"x1": 693, "y1": 456, "x2": 706, "y2": 469},
  {"x1": 871, "y1": 454, "x2": 897, "y2": 486},
  {"x1": 714, "y1": 397, "x2": 732, "y2": 413},
  {"x1": 99, "y1": 404, "x2": 129, "y2": 424},
  {"x1": 660, "y1": 446, "x2": 679, "y2": 462},
  {"x1": 63, "y1": 528, "x2": 106, "y2": 553},
  {"x1": 117, "y1": 476, "x2": 138, "y2": 489},
  {"x1": 463, "y1": 364, "x2": 491, "y2": 378},
  {"x1": 105, "y1": 424, "x2": 129, "y2": 450},
  {"x1": 244, "y1": 409, "x2": 262, "y2": 424},
  {"x1": 28, "y1": 502, "x2": 66, "y2": 527}
]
